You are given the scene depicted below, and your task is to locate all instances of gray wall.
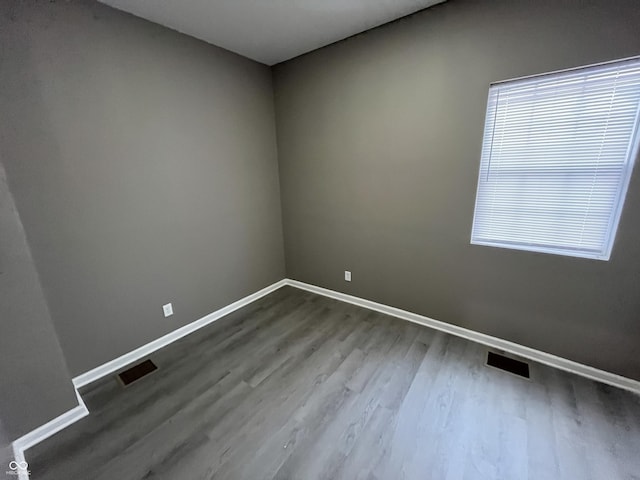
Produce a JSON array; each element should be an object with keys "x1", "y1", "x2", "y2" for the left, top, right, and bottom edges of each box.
[
  {"x1": 0, "y1": 0, "x2": 285, "y2": 376},
  {"x1": 274, "y1": 0, "x2": 640, "y2": 380},
  {"x1": 0, "y1": 162, "x2": 77, "y2": 441}
]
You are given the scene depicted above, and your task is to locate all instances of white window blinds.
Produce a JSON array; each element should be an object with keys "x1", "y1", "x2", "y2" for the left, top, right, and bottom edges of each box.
[{"x1": 471, "y1": 58, "x2": 640, "y2": 260}]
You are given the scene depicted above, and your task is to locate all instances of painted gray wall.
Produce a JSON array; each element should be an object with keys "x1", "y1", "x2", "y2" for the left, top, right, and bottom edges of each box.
[
  {"x1": 0, "y1": 0, "x2": 285, "y2": 376},
  {"x1": 0, "y1": 163, "x2": 77, "y2": 441},
  {"x1": 273, "y1": 0, "x2": 640, "y2": 380}
]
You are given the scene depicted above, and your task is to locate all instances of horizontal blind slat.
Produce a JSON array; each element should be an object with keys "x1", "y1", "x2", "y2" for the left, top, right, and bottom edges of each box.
[{"x1": 471, "y1": 58, "x2": 640, "y2": 259}]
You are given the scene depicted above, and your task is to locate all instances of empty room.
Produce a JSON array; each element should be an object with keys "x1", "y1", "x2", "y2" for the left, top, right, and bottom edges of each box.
[{"x1": 2, "y1": 0, "x2": 640, "y2": 478}]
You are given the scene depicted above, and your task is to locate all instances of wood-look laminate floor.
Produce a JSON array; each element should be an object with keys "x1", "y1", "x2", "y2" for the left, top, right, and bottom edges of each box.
[{"x1": 26, "y1": 286, "x2": 640, "y2": 479}]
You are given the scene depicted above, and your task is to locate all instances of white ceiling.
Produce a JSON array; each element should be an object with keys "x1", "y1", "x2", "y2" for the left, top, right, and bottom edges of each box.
[{"x1": 99, "y1": 0, "x2": 445, "y2": 65}]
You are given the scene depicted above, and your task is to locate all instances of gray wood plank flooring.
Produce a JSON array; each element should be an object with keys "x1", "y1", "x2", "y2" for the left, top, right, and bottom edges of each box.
[{"x1": 25, "y1": 286, "x2": 640, "y2": 479}]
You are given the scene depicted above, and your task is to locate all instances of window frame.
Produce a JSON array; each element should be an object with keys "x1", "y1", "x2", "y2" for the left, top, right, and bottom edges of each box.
[{"x1": 470, "y1": 57, "x2": 640, "y2": 261}]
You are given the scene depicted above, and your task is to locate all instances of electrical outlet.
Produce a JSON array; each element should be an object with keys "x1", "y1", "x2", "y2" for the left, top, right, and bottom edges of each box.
[
  {"x1": 162, "y1": 303, "x2": 173, "y2": 317},
  {"x1": 344, "y1": 271, "x2": 352, "y2": 282}
]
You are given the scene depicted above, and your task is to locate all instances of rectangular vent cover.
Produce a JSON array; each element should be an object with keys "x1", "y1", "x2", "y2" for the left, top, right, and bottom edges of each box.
[
  {"x1": 117, "y1": 359, "x2": 157, "y2": 386},
  {"x1": 486, "y1": 351, "x2": 530, "y2": 379}
]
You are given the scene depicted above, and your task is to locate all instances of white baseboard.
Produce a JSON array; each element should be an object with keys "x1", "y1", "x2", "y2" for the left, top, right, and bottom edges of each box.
[
  {"x1": 285, "y1": 279, "x2": 640, "y2": 395},
  {"x1": 12, "y1": 279, "x2": 287, "y2": 469},
  {"x1": 11, "y1": 446, "x2": 29, "y2": 480},
  {"x1": 12, "y1": 389, "x2": 88, "y2": 479},
  {"x1": 73, "y1": 279, "x2": 288, "y2": 389},
  {"x1": 12, "y1": 275, "x2": 639, "y2": 469}
]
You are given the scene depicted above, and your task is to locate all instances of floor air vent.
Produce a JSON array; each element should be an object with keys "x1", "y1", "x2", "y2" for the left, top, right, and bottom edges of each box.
[
  {"x1": 117, "y1": 359, "x2": 158, "y2": 386},
  {"x1": 486, "y1": 351, "x2": 530, "y2": 379}
]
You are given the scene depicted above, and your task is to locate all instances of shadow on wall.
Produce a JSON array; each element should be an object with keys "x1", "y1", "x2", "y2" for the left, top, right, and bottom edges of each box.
[
  {"x1": 0, "y1": 0, "x2": 285, "y2": 378},
  {"x1": 0, "y1": 161, "x2": 77, "y2": 442},
  {"x1": 1, "y1": 421, "x2": 14, "y2": 472},
  {"x1": 0, "y1": 2, "x2": 79, "y2": 443}
]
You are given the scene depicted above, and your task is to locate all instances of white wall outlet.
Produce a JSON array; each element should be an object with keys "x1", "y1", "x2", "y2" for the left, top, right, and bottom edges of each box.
[
  {"x1": 344, "y1": 271, "x2": 352, "y2": 282},
  {"x1": 162, "y1": 303, "x2": 173, "y2": 317}
]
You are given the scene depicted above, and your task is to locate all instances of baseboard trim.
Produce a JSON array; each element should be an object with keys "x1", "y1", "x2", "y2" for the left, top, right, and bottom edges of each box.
[
  {"x1": 285, "y1": 279, "x2": 640, "y2": 395},
  {"x1": 73, "y1": 279, "x2": 288, "y2": 389},
  {"x1": 12, "y1": 276, "x2": 639, "y2": 470},
  {"x1": 12, "y1": 389, "x2": 89, "y2": 479},
  {"x1": 12, "y1": 279, "x2": 288, "y2": 470}
]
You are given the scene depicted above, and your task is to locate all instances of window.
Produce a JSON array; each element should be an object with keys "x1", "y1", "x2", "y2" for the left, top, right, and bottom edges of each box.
[{"x1": 471, "y1": 58, "x2": 640, "y2": 260}]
